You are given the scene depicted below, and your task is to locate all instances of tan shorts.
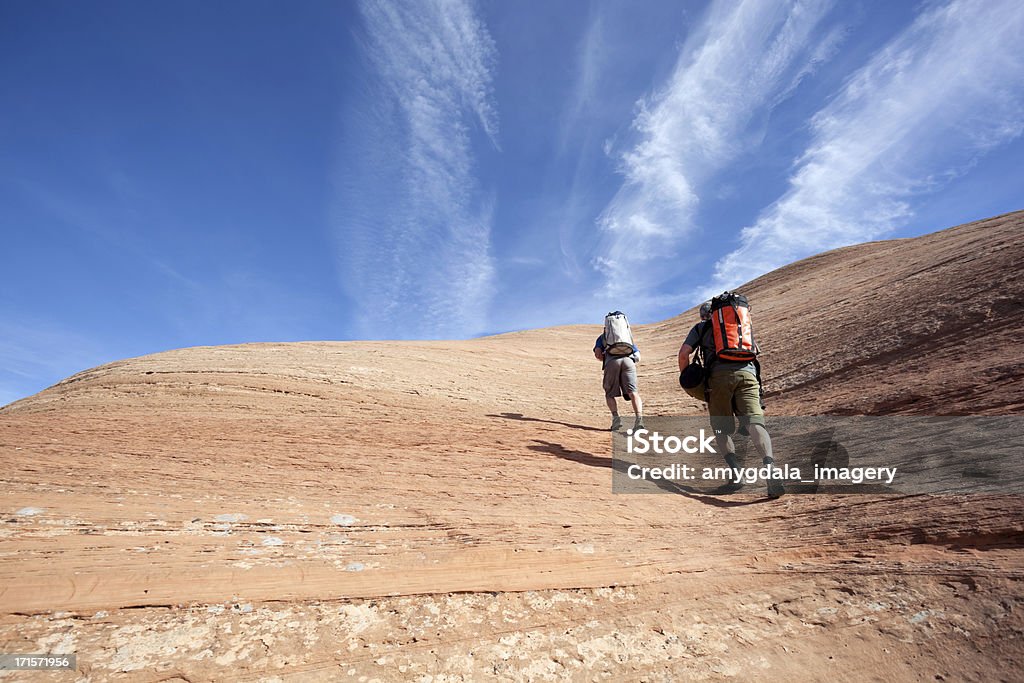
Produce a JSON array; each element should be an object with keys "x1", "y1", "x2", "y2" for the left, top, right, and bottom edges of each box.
[
  {"x1": 707, "y1": 368, "x2": 764, "y2": 436},
  {"x1": 603, "y1": 356, "x2": 637, "y2": 399}
]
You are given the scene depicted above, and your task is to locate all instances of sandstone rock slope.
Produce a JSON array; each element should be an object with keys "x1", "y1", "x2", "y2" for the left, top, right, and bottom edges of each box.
[{"x1": 1, "y1": 210, "x2": 1021, "y2": 681}]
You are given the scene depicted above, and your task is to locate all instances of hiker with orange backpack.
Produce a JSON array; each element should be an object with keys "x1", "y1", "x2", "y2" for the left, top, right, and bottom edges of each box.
[
  {"x1": 595, "y1": 311, "x2": 644, "y2": 432},
  {"x1": 677, "y1": 293, "x2": 784, "y2": 498}
]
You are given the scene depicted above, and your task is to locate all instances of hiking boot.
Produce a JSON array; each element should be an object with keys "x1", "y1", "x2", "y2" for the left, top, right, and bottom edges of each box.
[
  {"x1": 632, "y1": 417, "x2": 646, "y2": 432},
  {"x1": 610, "y1": 415, "x2": 623, "y2": 432},
  {"x1": 723, "y1": 453, "x2": 742, "y2": 491},
  {"x1": 767, "y1": 477, "x2": 785, "y2": 499}
]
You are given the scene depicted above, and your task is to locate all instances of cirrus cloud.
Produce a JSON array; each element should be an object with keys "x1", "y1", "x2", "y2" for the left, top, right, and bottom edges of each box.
[
  {"x1": 709, "y1": 0, "x2": 1024, "y2": 293},
  {"x1": 333, "y1": 0, "x2": 499, "y2": 338}
]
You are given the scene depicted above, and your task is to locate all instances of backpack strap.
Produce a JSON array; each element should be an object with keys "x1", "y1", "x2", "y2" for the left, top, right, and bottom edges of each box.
[
  {"x1": 699, "y1": 320, "x2": 716, "y2": 367},
  {"x1": 692, "y1": 329, "x2": 705, "y2": 369},
  {"x1": 753, "y1": 358, "x2": 766, "y2": 409},
  {"x1": 699, "y1": 320, "x2": 714, "y2": 399}
]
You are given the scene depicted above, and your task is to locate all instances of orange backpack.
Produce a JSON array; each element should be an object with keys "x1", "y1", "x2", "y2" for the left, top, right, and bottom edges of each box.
[{"x1": 708, "y1": 292, "x2": 757, "y2": 362}]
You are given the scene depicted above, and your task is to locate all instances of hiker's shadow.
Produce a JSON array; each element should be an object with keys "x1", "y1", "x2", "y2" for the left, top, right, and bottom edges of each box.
[
  {"x1": 488, "y1": 413, "x2": 608, "y2": 433},
  {"x1": 528, "y1": 440, "x2": 613, "y2": 468},
  {"x1": 779, "y1": 427, "x2": 895, "y2": 494},
  {"x1": 528, "y1": 440, "x2": 765, "y2": 508}
]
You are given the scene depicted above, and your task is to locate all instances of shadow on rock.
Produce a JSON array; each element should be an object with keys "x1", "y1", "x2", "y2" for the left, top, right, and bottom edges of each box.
[
  {"x1": 528, "y1": 440, "x2": 768, "y2": 508},
  {"x1": 488, "y1": 412, "x2": 608, "y2": 433}
]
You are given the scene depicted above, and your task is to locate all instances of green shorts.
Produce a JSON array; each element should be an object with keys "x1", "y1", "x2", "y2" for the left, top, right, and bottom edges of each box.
[{"x1": 707, "y1": 368, "x2": 764, "y2": 436}]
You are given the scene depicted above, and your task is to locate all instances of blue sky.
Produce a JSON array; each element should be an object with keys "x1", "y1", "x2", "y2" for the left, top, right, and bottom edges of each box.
[{"x1": 2, "y1": 0, "x2": 1023, "y2": 405}]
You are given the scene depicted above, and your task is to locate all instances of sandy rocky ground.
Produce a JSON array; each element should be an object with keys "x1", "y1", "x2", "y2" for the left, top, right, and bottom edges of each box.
[{"x1": 1, "y1": 211, "x2": 1023, "y2": 682}]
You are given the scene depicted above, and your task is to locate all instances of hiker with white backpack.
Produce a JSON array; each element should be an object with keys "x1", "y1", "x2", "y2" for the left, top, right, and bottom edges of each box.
[
  {"x1": 677, "y1": 293, "x2": 785, "y2": 499},
  {"x1": 594, "y1": 311, "x2": 644, "y2": 432}
]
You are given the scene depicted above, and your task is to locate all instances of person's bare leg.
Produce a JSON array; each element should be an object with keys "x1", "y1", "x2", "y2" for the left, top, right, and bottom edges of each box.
[
  {"x1": 714, "y1": 432, "x2": 741, "y2": 485},
  {"x1": 714, "y1": 433, "x2": 737, "y2": 458},
  {"x1": 606, "y1": 397, "x2": 622, "y2": 430},
  {"x1": 630, "y1": 391, "x2": 643, "y2": 422},
  {"x1": 748, "y1": 424, "x2": 773, "y2": 462},
  {"x1": 749, "y1": 424, "x2": 784, "y2": 498}
]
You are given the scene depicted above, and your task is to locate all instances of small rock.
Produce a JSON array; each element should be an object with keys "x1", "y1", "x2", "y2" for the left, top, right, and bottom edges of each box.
[{"x1": 215, "y1": 513, "x2": 247, "y2": 523}]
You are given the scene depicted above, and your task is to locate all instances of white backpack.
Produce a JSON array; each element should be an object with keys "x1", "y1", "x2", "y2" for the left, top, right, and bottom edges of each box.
[{"x1": 603, "y1": 311, "x2": 635, "y2": 357}]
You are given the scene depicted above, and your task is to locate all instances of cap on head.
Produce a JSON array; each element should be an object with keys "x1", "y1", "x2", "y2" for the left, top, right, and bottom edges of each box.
[{"x1": 699, "y1": 301, "x2": 712, "y2": 320}]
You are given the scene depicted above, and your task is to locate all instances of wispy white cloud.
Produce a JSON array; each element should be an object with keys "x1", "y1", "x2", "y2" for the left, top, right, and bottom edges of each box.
[
  {"x1": 550, "y1": 10, "x2": 611, "y2": 283},
  {"x1": 152, "y1": 261, "x2": 328, "y2": 342},
  {"x1": 0, "y1": 320, "x2": 109, "y2": 406},
  {"x1": 0, "y1": 388, "x2": 24, "y2": 409},
  {"x1": 8, "y1": 177, "x2": 313, "y2": 344},
  {"x1": 710, "y1": 0, "x2": 1024, "y2": 292},
  {"x1": 558, "y1": 9, "x2": 606, "y2": 154},
  {"x1": 335, "y1": 0, "x2": 498, "y2": 338},
  {"x1": 594, "y1": 0, "x2": 838, "y2": 308}
]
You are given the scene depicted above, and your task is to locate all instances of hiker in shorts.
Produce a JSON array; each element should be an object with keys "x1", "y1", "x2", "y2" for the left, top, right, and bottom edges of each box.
[
  {"x1": 678, "y1": 298, "x2": 784, "y2": 498},
  {"x1": 594, "y1": 312, "x2": 644, "y2": 432}
]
